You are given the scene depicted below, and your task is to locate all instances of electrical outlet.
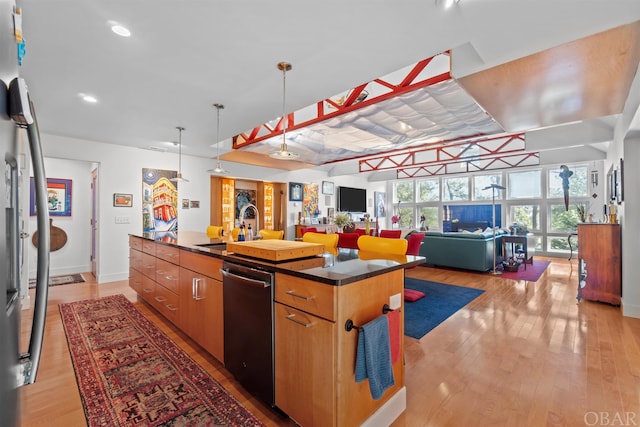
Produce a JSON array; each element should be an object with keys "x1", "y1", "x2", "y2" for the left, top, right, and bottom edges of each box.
[{"x1": 389, "y1": 293, "x2": 402, "y2": 310}]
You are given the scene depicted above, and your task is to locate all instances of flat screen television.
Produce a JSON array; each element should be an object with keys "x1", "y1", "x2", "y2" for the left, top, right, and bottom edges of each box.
[{"x1": 337, "y1": 186, "x2": 366, "y2": 213}]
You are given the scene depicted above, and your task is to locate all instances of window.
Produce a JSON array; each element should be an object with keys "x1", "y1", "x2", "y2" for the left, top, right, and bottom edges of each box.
[
  {"x1": 549, "y1": 203, "x2": 584, "y2": 232},
  {"x1": 508, "y1": 170, "x2": 541, "y2": 199},
  {"x1": 418, "y1": 206, "x2": 439, "y2": 229},
  {"x1": 393, "y1": 181, "x2": 414, "y2": 203},
  {"x1": 509, "y1": 205, "x2": 540, "y2": 231},
  {"x1": 548, "y1": 166, "x2": 588, "y2": 198},
  {"x1": 473, "y1": 174, "x2": 502, "y2": 200},
  {"x1": 417, "y1": 179, "x2": 439, "y2": 202},
  {"x1": 442, "y1": 177, "x2": 469, "y2": 201}
]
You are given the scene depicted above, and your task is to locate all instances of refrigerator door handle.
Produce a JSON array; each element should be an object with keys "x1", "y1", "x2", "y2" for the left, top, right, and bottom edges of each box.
[{"x1": 9, "y1": 77, "x2": 50, "y2": 386}]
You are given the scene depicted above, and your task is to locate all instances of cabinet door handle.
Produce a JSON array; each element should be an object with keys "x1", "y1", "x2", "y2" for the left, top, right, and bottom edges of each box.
[
  {"x1": 164, "y1": 275, "x2": 176, "y2": 281},
  {"x1": 154, "y1": 296, "x2": 167, "y2": 303},
  {"x1": 286, "y1": 314, "x2": 312, "y2": 328},
  {"x1": 166, "y1": 253, "x2": 177, "y2": 259},
  {"x1": 143, "y1": 264, "x2": 154, "y2": 269},
  {"x1": 285, "y1": 290, "x2": 314, "y2": 301},
  {"x1": 193, "y1": 278, "x2": 204, "y2": 300},
  {"x1": 155, "y1": 269, "x2": 164, "y2": 275},
  {"x1": 143, "y1": 288, "x2": 152, "y2": 294},
  {"x1": 166, "y1": 304, "x2": 178, "y2": 312}
]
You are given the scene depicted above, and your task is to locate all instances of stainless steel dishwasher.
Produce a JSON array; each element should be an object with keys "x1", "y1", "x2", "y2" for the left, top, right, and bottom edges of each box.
[{"x1": 221, "y1": 261, "x2": 275, "y2": 407}]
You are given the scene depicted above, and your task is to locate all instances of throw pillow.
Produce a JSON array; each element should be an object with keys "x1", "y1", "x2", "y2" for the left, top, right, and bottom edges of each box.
[{"x1": 404, "y1": 289, "x2": 425, "y2": 302}]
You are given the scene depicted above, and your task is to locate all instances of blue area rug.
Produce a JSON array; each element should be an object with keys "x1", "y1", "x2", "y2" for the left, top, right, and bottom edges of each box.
[{"x1": 404, "y1": 278, "x2": 484, "y2": 340}]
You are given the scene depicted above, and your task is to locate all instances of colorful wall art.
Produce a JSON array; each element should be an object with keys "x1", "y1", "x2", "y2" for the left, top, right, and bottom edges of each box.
[{"x1": 142, "y1": 168, "x2": 178, "y2": 232}]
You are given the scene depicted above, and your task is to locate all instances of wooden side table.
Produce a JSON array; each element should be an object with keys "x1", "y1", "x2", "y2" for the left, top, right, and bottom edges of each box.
[{"x1": 501, "y1": 234, "x2": 533, "y2": 270}]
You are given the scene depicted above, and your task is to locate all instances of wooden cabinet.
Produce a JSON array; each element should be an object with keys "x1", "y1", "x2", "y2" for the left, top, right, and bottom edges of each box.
[
  {"x1": 274, "y1": 302, "x2": 336, "y2": 426},
  {"x1": 274, "y1": 269, "x2": 405, "y2": 427},
  {"x1": 577, "y1": 223, "x2": 621, "y2": 305},
  {"x1": 178, "y1": 250, "x2": 224, "y2": 362},
  {"x1": 129, "y1": 236, "x2": 181, "y2": 326},
  {"x1": 129, "y1": 236, "x2": 224, "y2": 363}
]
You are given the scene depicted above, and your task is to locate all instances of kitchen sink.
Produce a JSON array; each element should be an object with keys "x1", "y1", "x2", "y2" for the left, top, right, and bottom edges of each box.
[{"x1": 195, "y1": 243, "x2": 227, "y2": 250}]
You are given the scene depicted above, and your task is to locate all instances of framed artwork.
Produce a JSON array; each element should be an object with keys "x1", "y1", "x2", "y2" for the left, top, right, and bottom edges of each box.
[
  {"x1": 617, "y1": 158, "x2": 624, "y2": 204},
  {"x1": 322, "y1": 181, "x2": 334, "y2": 195},
  {"x1": 289, "y1": 182, "x2": 303, "y2": 201},
  {"x1": 30, "y1": 177, "x2": 72, "y2": 217},
  {"x1": 113, "y1": 193, "x2": 133, "y2": 207},
  {"x1": 374, "y1": 191, "x2": 386, "y2": 218},
  {"x1": 303, "y1": 184, "x2": 319, "y2": 217},
  {"x1": 190, "y1": 200, "x2": 200, "y2": 208},
  {"x1": 327, "y1": 207, "x2": 335, "y2": 218},
  {"x1": 607, "y1": 165, "x2": 616, "y2": 202},
  {"x1": 235, "y1": 189, "x2": 257, "y2": 219},
  {"x1": 182, "y1": 199, "x2": 190, "y2": 209},
  {"x1": 142, "y1": 168, "x2": 178, "y2": 232}
]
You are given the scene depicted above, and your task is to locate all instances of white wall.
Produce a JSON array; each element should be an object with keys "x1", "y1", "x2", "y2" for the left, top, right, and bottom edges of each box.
[{"x1": 28, "y1": 158, "x2": 93, "y2": 277}]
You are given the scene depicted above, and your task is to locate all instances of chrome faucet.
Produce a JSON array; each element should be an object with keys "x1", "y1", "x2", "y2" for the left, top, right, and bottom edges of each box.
[{"x1": 238, "y1": 203, "x2": 260, "y2": 240}]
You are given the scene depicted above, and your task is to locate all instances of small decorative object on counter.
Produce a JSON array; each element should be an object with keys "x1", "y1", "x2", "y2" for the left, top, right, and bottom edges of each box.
[
  {"x1": 247, "y1": 224, "x2": 254, "y2": 241},
  {"x1": 238, "y1": 225, "x2": 245, "y2": 241}
]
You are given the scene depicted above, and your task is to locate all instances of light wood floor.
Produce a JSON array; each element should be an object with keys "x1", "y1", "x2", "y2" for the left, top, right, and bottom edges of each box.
[{"x1": 18, "y1": 257, "x2": 640, "y2": 427}]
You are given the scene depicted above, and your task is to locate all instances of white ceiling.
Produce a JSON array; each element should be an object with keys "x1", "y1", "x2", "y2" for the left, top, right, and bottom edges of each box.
[{"x1": 16, "y1": 1, "x2": 640, "y2": 175}]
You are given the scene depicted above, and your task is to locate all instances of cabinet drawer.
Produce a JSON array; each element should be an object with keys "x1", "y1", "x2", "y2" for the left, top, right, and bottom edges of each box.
[
  {"x1": 130, "y1": 248, "x2": 143, "y2": 272},
  {"x1": 274, "y1": 273, "x2": 336, "y2": 321},
  {"x1": 129, "y1": 267, "x2": 142, "y2": 294},
  {"x1": 141, "y1": 253, "x2": 156, "y2": 280},
  {"x1": 156, "y1": 244, "x2": 180, "y2": 264},
  {"x1": 180, "y1": 250, "x2": 222, "y2": 280},
  {"x1": 129, "y1": 235, "x2": 143, "y2": 251},
  {"x1": 155, "y1": 259, "x2": 180, "y2": 294},
  {"x1": 142, "y1": 240, "x2": 156, "y2": 255},
  {"x1": 153, "y1": 285, "x2": 179, "y2": 323},
  {"x1": 141, "y1": 275, "x2": 156, "y2": 303}
]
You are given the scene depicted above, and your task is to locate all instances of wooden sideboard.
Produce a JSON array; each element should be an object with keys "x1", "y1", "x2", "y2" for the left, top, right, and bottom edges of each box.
[{"x1": 577, "y1": 223, "x2": 621, "y2": 305}]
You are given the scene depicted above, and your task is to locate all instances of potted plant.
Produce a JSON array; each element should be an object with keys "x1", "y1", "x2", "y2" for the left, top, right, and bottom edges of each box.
[
  {"x1": 332, "y1": 211, "x2": 355, "y2": 233},
  {"x1": 576, "y1": 204, "x2": 586, "y2": 223}
]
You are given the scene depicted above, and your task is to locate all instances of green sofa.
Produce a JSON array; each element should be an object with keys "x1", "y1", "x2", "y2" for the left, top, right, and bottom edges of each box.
[{"x1": 418, "y1": 230, "x2": 505, "y2": 272}]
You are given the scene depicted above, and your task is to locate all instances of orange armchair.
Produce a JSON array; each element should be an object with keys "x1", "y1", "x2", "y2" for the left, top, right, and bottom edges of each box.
[
  {"x1": 302, "y1": 232, "x2": 339, "y2": 252},
  {"x1": 259, "y1": 229, "x2": 284, "y2": 240}
]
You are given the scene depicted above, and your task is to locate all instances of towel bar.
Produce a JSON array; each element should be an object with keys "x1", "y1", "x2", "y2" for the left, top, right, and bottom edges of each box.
[{"x1": 345, "y1": 304, "x2": 393, "y2": 332}]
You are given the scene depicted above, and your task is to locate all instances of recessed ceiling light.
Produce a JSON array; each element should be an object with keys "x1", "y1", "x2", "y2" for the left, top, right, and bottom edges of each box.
[
  {"x1": 78, "y1": 93, "x2": 98, "y2": 103},
  {"x1": 111, "y1": 24, "x2": 131, "y2": 37}
]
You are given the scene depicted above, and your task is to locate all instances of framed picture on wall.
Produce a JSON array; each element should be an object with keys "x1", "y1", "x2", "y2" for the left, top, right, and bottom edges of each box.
[
  {"x1": 322, "y1": 181, "x2": 334, "y2": 195},
  {"x1": 113, "y1": 193, "x2": 133, "y2": 207},
  {"x1": 374, "y1": 191, "x2": 386, "y2": 218},
  {"x1": 30, "y1": 177, "x2": 72, "y2": 217},
  {"x1": 289, "y1": 182, "x2": 303, "y2": 201}
]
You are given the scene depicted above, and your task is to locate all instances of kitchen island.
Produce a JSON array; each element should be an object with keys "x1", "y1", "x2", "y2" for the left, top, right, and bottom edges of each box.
[{"x1": 129, "y1": 231, "x2": 424, "y2": 427}]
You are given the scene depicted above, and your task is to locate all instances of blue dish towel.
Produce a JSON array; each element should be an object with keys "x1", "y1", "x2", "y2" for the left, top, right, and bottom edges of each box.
[{"x1": 355, "y1": 315, "x2": 395, "y2": 400}]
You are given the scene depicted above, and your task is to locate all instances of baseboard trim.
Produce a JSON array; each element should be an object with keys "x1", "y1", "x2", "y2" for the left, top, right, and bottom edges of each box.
[
  {"x1": 622, "y1": 299, "x2": 640, "y2": 319},
  {"x1": 360, "y1": 386, "x2": 406, "y2": 427}
]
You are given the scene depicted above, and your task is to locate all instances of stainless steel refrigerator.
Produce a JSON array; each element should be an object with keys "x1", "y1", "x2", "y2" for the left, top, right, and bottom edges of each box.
[{"x1": 2, "y1": 0, "x2": 50, "y2": 425}]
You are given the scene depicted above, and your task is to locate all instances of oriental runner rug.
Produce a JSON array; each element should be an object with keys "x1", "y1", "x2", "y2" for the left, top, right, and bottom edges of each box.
[{"x1": 59, "y1": 294, "x2": 265, "y2": 426}]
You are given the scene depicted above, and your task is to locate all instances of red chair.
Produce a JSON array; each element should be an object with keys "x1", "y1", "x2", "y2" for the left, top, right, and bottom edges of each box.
[
  {"x1": 336, "y1": 232, "x2": 359, "y2": 249},
  {"x1": 379, "y1": 229, "x2": 402, "y2": 238},
  {"x1": 300, "y1": 227, "x2": 317, "y2": 236},
  {"x1": 354, "y1": 228, "x2": 373, "y2": 236},
  {"x1": 406, "y1": 232, "x2": 425, "y2": 256}
]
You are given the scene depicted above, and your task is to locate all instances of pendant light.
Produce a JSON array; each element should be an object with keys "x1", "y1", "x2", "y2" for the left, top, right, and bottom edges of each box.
[
  {"x1": 170, "y1": 126, "x2": 189, "y2": 182},
  {"x1": 269, "y1": 61, "x2": 299, "y2": 160},
  {"x1": 208, "y1": 103, "x2": 228, "y2": 174}
]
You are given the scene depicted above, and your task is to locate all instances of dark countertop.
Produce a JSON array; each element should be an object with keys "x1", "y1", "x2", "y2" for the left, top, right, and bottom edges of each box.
[{"x1": 133, "y1": 231, "x2": 425, "y2": 286}]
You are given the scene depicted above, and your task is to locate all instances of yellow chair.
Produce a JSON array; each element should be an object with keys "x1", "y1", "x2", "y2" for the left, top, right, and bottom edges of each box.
[
  {"x1": 206, "y1": 225, "x2": 224, "y2": 239},
  {"x1": 259, "y1": 229, "x2": 284, "y2": 240},
  {"x1": 302, "y1": 231, "x2": 339, "y2": 252},
  {"x1": 357, "y1": 235, "x2": 408, "y2": 255}
]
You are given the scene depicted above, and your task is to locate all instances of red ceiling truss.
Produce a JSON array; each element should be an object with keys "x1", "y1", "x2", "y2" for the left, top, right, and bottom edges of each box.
[
  {"x1": 355, "y1": 132, "x2": 540, "y2": 178},
  {"x1": 232, "y1": 56, "x2": 451, "y2": 149}
]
